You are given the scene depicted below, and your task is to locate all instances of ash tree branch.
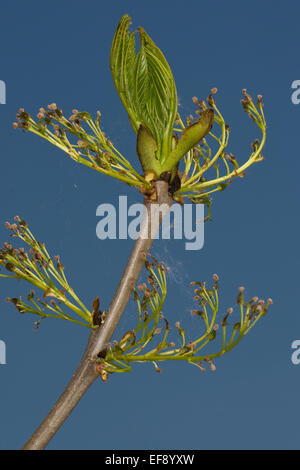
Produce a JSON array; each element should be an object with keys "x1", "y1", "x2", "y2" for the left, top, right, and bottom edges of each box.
[{"x1": 22, "y1": 181, "x2": 172, "y2": 450}]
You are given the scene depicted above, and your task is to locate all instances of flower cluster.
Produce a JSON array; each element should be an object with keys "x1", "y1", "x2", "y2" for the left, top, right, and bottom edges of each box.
[
  {"x1": 0, "y1": 218, "x2": 96, "y2": 328},
  {"x1": 13, "y1": 105, "x2": 149, "y2": 190},
  {"x1": 174, "y1": 88, "x2": 266, "y2": 218},
  {"x1": 94, "y1": 257, "x2": 273, "y2": 381}
]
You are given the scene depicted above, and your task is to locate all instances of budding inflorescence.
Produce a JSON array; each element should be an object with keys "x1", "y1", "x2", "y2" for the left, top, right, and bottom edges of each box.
[
  {"x1": 94, "y1": 260, "x2": 272, "y2": 382},
  {"x1": 13, "y1": 105, "x2": 150, "y2": 190},
  {"x1": 0, "y1": 218, "x2": 97, "y2": 328},
  {"x1": 175, "y1": 88, "x2": 266, "y2": 220}
]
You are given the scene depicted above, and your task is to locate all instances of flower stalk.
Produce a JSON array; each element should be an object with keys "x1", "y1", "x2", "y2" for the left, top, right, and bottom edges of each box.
[{"x1": 0, "y1": 218, "x2": 92, "y2": 327}]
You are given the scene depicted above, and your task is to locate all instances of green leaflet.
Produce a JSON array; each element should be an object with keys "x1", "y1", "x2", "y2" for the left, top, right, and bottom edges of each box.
[
  {"x1": 136, "y1": 27, "x2": 178, "y2": 162},
  {"x1": 110, "y1": 15, "x2": 178, "y2": 164},
  {"x1": 110, "y1": 15, "x2": 139, "y2": 132},
  {"x1": 136, "y1": 125, "x2": 161, "y2": 174},
  {"x1": 160, "y1": 109, "x2": 214, "y2": 172}
]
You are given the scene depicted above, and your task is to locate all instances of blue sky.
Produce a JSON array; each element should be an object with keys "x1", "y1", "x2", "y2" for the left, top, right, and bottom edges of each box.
[{"x1": 0, "y1": 0, "x2": 299, "y2": 450}]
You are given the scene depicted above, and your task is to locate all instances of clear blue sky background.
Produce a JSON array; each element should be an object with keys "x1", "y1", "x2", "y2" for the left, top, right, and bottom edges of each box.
[{"x1": 0, "y1": 0, "x2": 299, "y2": 450}]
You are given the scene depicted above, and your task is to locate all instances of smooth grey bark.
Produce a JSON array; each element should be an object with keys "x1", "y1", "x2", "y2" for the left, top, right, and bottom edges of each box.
[{"x1": 22, "y1": 180, "x2": 172, "y2": 450}]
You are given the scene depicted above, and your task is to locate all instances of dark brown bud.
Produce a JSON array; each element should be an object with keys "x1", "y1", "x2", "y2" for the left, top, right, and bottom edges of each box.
[
  {"x1": 5, "y1": 263, "x2": 14, "y2": 272},
  {"x1": 237, "y1": 287, "x2": 245, "y2": 306}
]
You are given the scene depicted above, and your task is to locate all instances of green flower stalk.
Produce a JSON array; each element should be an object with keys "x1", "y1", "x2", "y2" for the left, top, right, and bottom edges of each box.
[
  {"x1": 4, "y1": 14, "x2": 271, "y2": 449},
  {"x1": 13, "y1": 105, "x2": 149, "y2": 190},
  {"x1": 0, "y1": 218, "x2": 94, "y2": 328},
  {"x1": 94, "y1": 258, "x2": 272, "y2": 381}
]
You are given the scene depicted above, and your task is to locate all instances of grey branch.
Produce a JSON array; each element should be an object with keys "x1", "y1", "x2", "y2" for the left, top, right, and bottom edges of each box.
[{"x1": 22, "y1": 180, "x2": 172, "y2": 450}]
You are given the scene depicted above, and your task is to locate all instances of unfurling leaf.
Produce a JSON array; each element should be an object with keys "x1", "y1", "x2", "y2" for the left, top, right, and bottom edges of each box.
[
  {"x1": 110, "y1": 15, "x2": 138, "y2": 132},
  {"x1": 110, "y1": 15, "x2": 178, "y2": 167},
  {"x1": 136, "y1": 125, "x2": 159, "y2": 174},
  {"x1": 161, "y1": 109, "x2": 214, "y2": 172}
]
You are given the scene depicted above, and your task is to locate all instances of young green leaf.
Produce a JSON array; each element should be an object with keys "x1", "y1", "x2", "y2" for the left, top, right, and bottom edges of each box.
[
  {"x1": 110, "y1": 15, "x2": 178, "y2": 168},
  {"x1": 136, "y1": 125, "x2": 160, "y2": 174},
  {"x1": 134, "y1": 26, "x2": 178, "y2": 163},
  {"x1": 161, "y1": 109, "x2": 214, "y2": 172},
  {"x1": 110, "y1": 15, "x2": 139, "y2": 132}
]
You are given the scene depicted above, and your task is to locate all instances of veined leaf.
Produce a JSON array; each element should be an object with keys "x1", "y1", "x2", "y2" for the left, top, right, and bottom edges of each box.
[
  {"x1": 136, "y1": 125, "x2": 160, "y2": 175},
  {"x1": 110, "y1": 15, "x2": 178, "y2": 167},
  {"x1": 135, "y1": 27, "x2": 178, "y2": 163},
  {"x1": 110, "y1": 15, "x2": 140, "y2": 132},
  {"x1": 161, "y1": 109, "x2": 214, "y2": 172}
]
